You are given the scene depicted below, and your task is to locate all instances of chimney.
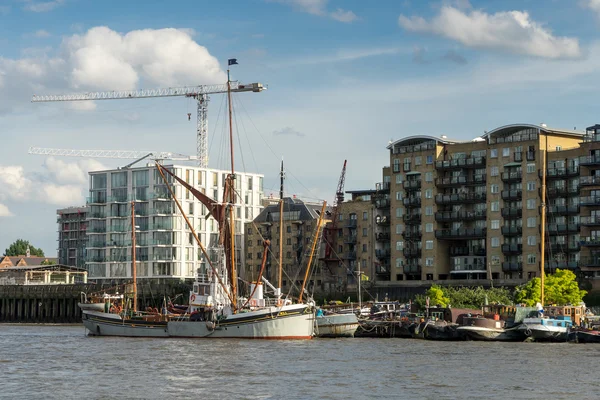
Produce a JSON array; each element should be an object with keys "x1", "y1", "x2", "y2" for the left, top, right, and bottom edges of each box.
[{"x1": 26, "y1": 246, "x2": 30, "y2": 257}]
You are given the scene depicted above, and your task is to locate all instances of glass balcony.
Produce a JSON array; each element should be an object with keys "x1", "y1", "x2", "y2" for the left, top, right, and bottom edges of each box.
[
  {"x1": 435, "y1": 193, "x2": 486, "y2": 204},
  {"x1": 435, "y1": 228, "x2": 486, "y2": 240},
  {"x1": 435, "y1": 157, "x2": 486, "y2": 170},
  {"x1": 501, "y1": 243, "x2": 522, "y2": 255}
]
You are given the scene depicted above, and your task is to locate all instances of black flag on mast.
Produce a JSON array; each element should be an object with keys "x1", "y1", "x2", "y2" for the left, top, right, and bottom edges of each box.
[{"x1": 228, "y1": 58, "x2": 238, "y2": 66}]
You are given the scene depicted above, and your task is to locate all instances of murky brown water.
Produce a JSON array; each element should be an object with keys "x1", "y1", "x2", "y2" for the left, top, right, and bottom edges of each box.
[{"x1": 1, "y1": 324, "x2": 599, "y2": 399}]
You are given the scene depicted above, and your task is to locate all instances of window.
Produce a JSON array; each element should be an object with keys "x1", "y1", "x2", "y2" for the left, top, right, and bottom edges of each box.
[
  {"x1": 491, "y1": 237, "x2": 500, "y2": 247},
  {"x1": 490, "y1": 149, "x2": 498, "y2": 158},
  {"x1": 527, "y1": 254, "x2": 536, "y2": 264},
  {"x1": 490, "y1": 184, "x2": 499, "y2": 194},
  {"x1": 527, "y1": 163, "x2": 536, "y2": 173},
  {"x1": 527, "y1": 217, "x2": 536, "y2": 227},
  {"x1": 426, "y1": 155, "x2": 433, "y2": 164},
  {"x1": 396, "y1": 208, "x2": 403, "y2": 218},
  {"x1": 527, "y1": 236, "x2": 536, "y2": 246},
  {"x1": 491, "y1": 220, "x2": 500, "y2": 229},
  {"x1": 527, "y1": 199, "x2": 536, "y2": 209},
  {"x1": 396, "y1": 258, "x2": 403, "y2": 268},
  {"x1": 491, "y1": 255, "x2": 500, "y2": 264},
  {"x1": 490, "y1": 166, "x2": 499, "y2": 176},
  {"x1": 362, "y1": 244, "x2": 367, "y2": 252},
  {"x1": 556, "y1": 146, "x2": 562, "y2": 151},
  {"x1": 396, "y1": 241, "x2": 404, "y2": 250},
  {"x1": 415, "y1": 156, "x2": 422, "y2": 166},
  {"x1": 396, "y1": 224, "x2": 402, "y2": 234},
  {"x1": 425, "y1": 223, "x2": 433, "y2": 233},
  {"x1": 425, "y1": 189, "x2": 432, "y2": 199},
  {"x1": 502, "y1": 148, "x2": 510, "y2": 157},
  {"x1": 491, "y1": 201, "x2": 499, "y2": 212},
  {"x1": 396, "y1": 174, "x2": 402, "y2": 184},
  {"x1": 425, "y1": 206, "x2": 433, "y2": 216},
  {"x1": 425, "y1": 172, "x2": 433, "y2": 182},
  {"x1": 425, "y1": 240, "x2": 433, "y2": 250},
  {"x1": 362, "y1": 228, "x2": 367, "y2": 237},
  {"x1": 363, "y1": 211, "x2": 368, "y2": 220},
  {"x1": 396, "y1": 191, "x2": 402, "y2": 200},
  {"x1": 425, "y1": 257, "x2": 434, "y2": 267},
  {"x1": 527, "y1": 181, "x2": 536, "y2": 191}
]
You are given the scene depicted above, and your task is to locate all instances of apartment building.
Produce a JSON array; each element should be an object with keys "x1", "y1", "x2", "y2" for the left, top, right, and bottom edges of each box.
[
  {"x1": 244, "y1": 197, "x2": 331, "y2": 295},
  {"x1": 57, "y1": 206, "x2": 88, "y2": 268},
  {"x1": 382, "y1": 123, "x2": 591, "y2": 287},
  {"x1": 85, "y1": 164, "x2": 263, "y2": 282}
]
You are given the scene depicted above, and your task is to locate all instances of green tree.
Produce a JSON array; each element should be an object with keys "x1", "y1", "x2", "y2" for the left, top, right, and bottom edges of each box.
[
  {"x1": 514, "y1": 269, "x2": 586, "y2": 306},
  {"x1": 3, "y1": 239, "x2": 45, "y2": 257},
  {"x1": 41, "y1": 260, "x2": 56, "y2": 265},
  {"x1": 426, "y1": 285, "x2": 450, "y2": 307}
]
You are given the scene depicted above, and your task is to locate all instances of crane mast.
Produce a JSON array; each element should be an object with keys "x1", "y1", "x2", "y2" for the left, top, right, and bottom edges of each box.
[
  {"x1": 324, "y1": 160, "x2": 347, "y2": 261},
  {"x1": 31, "y1": 81, "x2": 265, "y2": 168}
]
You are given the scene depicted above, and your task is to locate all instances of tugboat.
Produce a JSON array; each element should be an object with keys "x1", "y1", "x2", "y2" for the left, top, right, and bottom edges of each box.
[
  {"x1": 520, "y1": 304, "x2": 584, "y2": 342},
  {"x1": 457, "y1": 305, "x2": 535, "y2": 341}
]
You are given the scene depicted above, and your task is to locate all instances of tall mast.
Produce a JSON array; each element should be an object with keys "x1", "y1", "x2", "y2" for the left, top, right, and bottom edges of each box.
[
  {"x1": 540, "y1": 132, "x2": 547, "y2": 306},
  {"x1": 299, "y1": 202, "x2": 327, "y2": 302},
  {"x1": 131, "y1": 201, "x2": 137, "y2": 312},
  {"x1": 278, "y1": 158, "x2": 284, "y2": 292},
  {"x1": 227, "y1": 59, "x2": 238, "y2": 310}
]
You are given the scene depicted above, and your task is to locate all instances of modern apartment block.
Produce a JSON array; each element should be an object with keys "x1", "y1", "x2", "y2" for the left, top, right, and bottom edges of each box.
[
  {"x1": 379, "y1": 123, "x2": 600, "y2": 288},
  {"x1": 85, "y1": 164, "x2": 263, "y2": 282},
  {"x1": 244, "y1": 197, "x2": 331, "y2": 295},
  {"x1": 57, "y1": 206, "x2": 88, "y2": 268}
]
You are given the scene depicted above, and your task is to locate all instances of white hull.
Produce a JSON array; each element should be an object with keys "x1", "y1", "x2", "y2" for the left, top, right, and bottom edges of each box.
[
  {"x1": 519, "y1": 320, "x2": 570, "y2": 341},
  {"x1": 78, "y1": 302, "x2": 106, "y2": 312},
  {"x1": 457, "y1": 326, "x2": 524, "y2": 341},
  {"x1": 82, "y1": 304, "x2": 314, "y2": 339},
  {"x1": 316, "y1": 314, "x2": 359, "y2": 338}
]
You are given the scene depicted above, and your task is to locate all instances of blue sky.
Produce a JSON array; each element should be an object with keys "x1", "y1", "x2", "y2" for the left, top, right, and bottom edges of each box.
[{"x1": 1, "y1": 0, "x2": 600, "y2": 255}]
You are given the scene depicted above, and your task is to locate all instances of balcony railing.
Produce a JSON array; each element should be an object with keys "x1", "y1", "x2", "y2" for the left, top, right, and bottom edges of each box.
[
  {"x1": 501, "y1": 226, "x2": 522, "y2": 236},
  {"x1": 580, "y1": 256, "x2": 600, "y2": 267},
  {"x1": 579, "y1": 155, "x2": 600, "y2": 166},
  {"x1": 501, "y1": 208, "x2": 522, "y2": 218},
  {"x1": 343, "y1": 251, "x2": 357, "y2": 260},
  {"x1": 344, "y1": 235, "x2": 357, "y2": 244},
  {"x1": 375, "y1": 182, "x2": 390, "y2": 192},
  {"x1": 374, "y1": 198, "x2": 390, "y2": 209},
  {"x1": 581, "y1": 215, "x2": 600, "y2": 226},
  {"x1": 579, "y1": 176, "x2": 600, "y2": 187},
  {"x1": 403, "y1": 247, "x2": 422, "y2": 257},
  {"x1": 580, "y1": 196, "x2": 600, "y2": 207},
  {"x1": 403, "y1": 213, "x2": 421, "y2": 223},
  {"x1": 402, "y1": 197, "x2": 421, "y2": 208},
  {"x1": 501, "y1": 171, "x2": 522, "y2": 182},
  {"x1": 435, "y1": 157, "x2": 486, "y2": 170},
  {"x1": 501, "y1": 243, "x2": 523, "y2": 254},
  {"x1": 435, "y1": 228, "x2": 487, "y2": 240},
  {"x1": 344, "y1": 219, "x2": 358, "y2": 228},
  {"x1": 501, "y1": 190, "x2": 522, "y2": 201},
  {"x1": 580, "y1": 237, "x2": 600, "y2": 247},
  {"x1": 434, "y1": 193, "x2": 486, "y2": 204},
  {"x1": 375, "y1": 232, "x2": 390, "y2": 241},
  {"x1": 403, "y1": 264, "x2": 422, "y2": 274},
  {"x1": 502, "y1": 262, "x2": 523, "y2": 272},
  {"x1": 435, "y1": 175, "x2": 486, "y2": 187},
  {"x1": 546, "y1": 223, "x2": 580, "y2": 235},
  {"x1": 402, "y1": 229, "x2": 422, "y2": 239},
  {"x1": 434, "y1": 210, "x2": 487, "y2": 222},
  {"x1": 545, "y1": 261, "x2": 578, "y2": 270},
  {"x1": 547, "y1": 205, "x2": 579, "y2": 215},
  {"x1": 375, "y1": 216, "x2": 390, "y2": 226},
  {"x1": 449, "y1": 246, "x2": 486, "y2": 256},
  {"x1": 540, "y1": 167, "x2": 580, "y2": 180},
  {"x1": 375, "y1": 249, "x2": 391, "y2": 259},
  {"x1": 403, "y1": 180, "x2": 421, "y2": 190}
]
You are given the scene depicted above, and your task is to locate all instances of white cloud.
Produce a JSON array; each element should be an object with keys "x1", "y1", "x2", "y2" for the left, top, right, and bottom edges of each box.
[
  {"x1": 273, "y1": 126, "x2": 305, "y2": 137},
  {"x1": 0, "y1": 166, "x2": 33, "y2": 199},
  {"x1": 273, "y1": 46, "x2": 404, "y2": 67},
  {"x1": 33, "y1": 30, "x2": 51, "y2": 38},
  {"x1": 0, "y1": 204, "x2": 12, "y2": 217},
  {"x1": 0, "y1": 26, "x2": 226, "y2": 114},
  {"x1": 271, "y1": 0, "x2": 358, "y2": 23},
  {"x1": 41, "y1": 183, "x2": 84, "y2": 205},
  {"x1": 23, "y1": 0, "x2": 65, "y2": 13},
  {"x1": 398, "y1": 6, "x2": 581, "y2": 59}
]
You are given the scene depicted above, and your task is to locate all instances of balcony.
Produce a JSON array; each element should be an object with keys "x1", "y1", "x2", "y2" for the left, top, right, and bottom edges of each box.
[
  {"x1": 545, "y1": 243, "x2": 570, "y2": 254},
  {"x1": 434, "y1": 210, "x2": 487, "y2": 222},
  {"x1": 87, "y1": 195, "x2": 107, "y2": 205},
  {"x1": 403, "y1": 180, "x2": 421, "y2": 191},
  {"x1": 580, "y1": 237, "x2": 600, "y2": 247},
  {"x1": 403, "y1": 213, "x2": 421, "y2": 223},
  {"x1": 403, "y1": 264, "x2": 422, "y2": 275},
  {"x1": 435, "y1": 228, "x2": 486, "y2": 240},
  {"x1": 501, "y1": 190, "x2": 522, "y2": 201},
  {"x1": 501, "y1": 208, "x2": 522, "y2": 219},
  {"x1": 375, "y1": 265, "x2": 390, "y2": 276},
  {"x1": 502, "y1": 262, "x2": 523, "y2": 272},
  {"x1": 374, "y1": 198, "x2": 390, "y2": 209},
  {"x1": 580, "y1": 196, "x2": 600, "y2": 207},
  {"x1": 501, "y1": 171, "x2": 522, "y2": 182},
  {"x1": 403, "y1": 247, "x2": 421, "y2": 257},
  {"x1": 292, "y1": 243, "x2": 303, "y2": 252},
  {"x1": 540, "y1": 167, "x2": 580, "y2": 180},
  {"x1": 580, "y1": 176, "x2": 600, "y2": 187},
  {"x1": 85, "y1": 256, "x2": 107, "y2": 263},
  {"x1": 545, "y1": 261, "x2": 578, "y2": 271},
  {"x1": 581, "y1": 216, "x2": 600, "y2": 226},
  {"x1": 108, "y1": 255, "x2": 132, "y2": 262},
  {"x1": 435, "y1": 175, "x2": 486, "y2": 188},
  {"x1": 435, "y1": 157, "x2": 486, "y2": 170},
  {"x1": 87, "y1": 241, "x2": 107, "y2": 248},
  {"x1": 402, "y1": 197, "x2": 421, "y2": 208},
  {"x1": 526, "y1": 151, "x2": 536, "y2": 161},
  {"x1": 579, "y1": 155, "x2": 600, "y2": 166},
  {"x1": 501, "y1": 244, "x2": 522, "y2": 255},
  {"x1": 546, "y1": 223, "x2": 580, "y2": 235},
  {"x1": 344, "y1": 235, "x2": 357, "y2": 244},
  {"x1": 87, "y1": 212, "x2": 106, "y2": 219},
  {"x1": 547, "y1": 205, "x2": 579, "y2": 215},
  {"x1": 375, "y1": 182, "x2": 390, "y2": 192},
  {"x1": 501, "y1": 226, "x2": 522, "y2": 236},
  {"x1": 375, "y1": 249, "x2": 390, "y2": 259},
  {"x1": 402, "y1": 229, "x2": 422, "y2": 239},
  {"x1": 344, "y1": 219, "x2": 358, "y2": 228},
  {"x1": 375, "y1": 232, "x2": 390, "y2": 242},
  {"x1": 449, "y1": 246, "x2": 486, "y2": 257},
  {"x1": 435, "y1": 193, "x2": 486, "y2": 205},
  {"x1": 343, "y1": 251, "x2": 357, "y2": 260},
  {"x1": 375, "y1": 216, "x2": 390, "y2": 226},
  {"x1": 544, "y1": 187, "x2": 579, "y2": 198},
  {"x1": 580, "y1": 256, "x2": 600, "y2": 267}
]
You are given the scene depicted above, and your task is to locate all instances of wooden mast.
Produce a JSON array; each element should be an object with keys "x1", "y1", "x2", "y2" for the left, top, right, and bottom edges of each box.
[
  {"x1": 299, "y1": 202, "x2": 326, "y2": 302},
  {"x1": 227, "y1": 61, "x2": 238, "y2": 311},
  {"x1": 540, "y1": 131, "x2": 547, "y2": 306},
  {"x1": 278, "y1": 158, "x2": 284, "y2": 293},
  {"x1": 131, "y1": 201, "x2": 137, "y2": 312}
]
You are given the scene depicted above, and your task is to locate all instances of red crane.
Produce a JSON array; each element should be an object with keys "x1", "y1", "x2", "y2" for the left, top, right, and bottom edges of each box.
[{"x1": 324, "y1": 160, "x2": 347, "y2": 260}]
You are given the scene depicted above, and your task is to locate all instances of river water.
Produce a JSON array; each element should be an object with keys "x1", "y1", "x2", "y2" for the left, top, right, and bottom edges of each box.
[{"x1": 1, "y1": 324, "x2": 599, "y2": 399}]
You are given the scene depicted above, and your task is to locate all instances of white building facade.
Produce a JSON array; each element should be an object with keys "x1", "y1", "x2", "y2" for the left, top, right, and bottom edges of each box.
[{"x1": 85, "y1": 164, "x2": 263, "y2": 281}]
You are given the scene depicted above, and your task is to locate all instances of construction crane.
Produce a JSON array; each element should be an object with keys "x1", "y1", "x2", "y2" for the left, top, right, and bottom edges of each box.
[
  {"x1": 31, "y1": 81, "x2": 265, "y2": 168},
  {"x1": 322, "y1": 160, "x2": 347, "y2": 269},
  {"x1": 28, "y1": 147, "x2": 197, "y2": 168}
]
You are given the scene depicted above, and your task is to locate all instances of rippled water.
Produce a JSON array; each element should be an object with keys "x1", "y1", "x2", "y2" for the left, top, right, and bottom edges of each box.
[{"x1": 1, "y1": 324, "x2": 599, "y2": 399}]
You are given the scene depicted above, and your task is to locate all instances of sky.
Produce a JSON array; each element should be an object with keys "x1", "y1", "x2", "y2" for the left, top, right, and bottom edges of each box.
[{"x1": 1, "y1": 0, "x2": 600, "y2": 256}]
